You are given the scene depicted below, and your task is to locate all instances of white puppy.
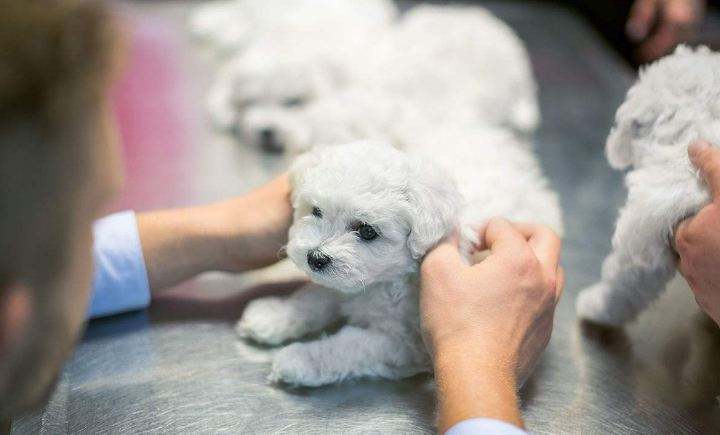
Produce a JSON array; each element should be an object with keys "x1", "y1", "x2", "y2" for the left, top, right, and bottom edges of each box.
[
  {"x1": 237, "y1": 128, "x2": 562, "y2": 386},
  {"x1": 576, "y1": 46, "x2": 720, "y2": 326},
  {"x1": 240, "y1": 4, "x2": 540, "y2": 153}
]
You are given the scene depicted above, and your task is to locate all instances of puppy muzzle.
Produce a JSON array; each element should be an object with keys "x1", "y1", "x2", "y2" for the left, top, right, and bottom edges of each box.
[{"x1": 307, "y1": 249, "x2": 332, "y2": 271}]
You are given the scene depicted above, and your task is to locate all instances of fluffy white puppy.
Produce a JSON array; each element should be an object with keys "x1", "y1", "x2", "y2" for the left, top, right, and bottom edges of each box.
[
  {"x1": 576, "y1": 45, "x2": 720, "y2": 326},
  {"x1": 240, "y1": 4, "x2": 540, "y2": 152},
  {"x1": 237, "y1": 128, "x2": 562, "y2": 386}
]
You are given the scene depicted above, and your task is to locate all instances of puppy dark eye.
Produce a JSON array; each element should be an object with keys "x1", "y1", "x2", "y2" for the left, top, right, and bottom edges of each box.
[
  {"x1": 312, "y1": 206, "x2": 322, "y2": 218},
  {"x1": 283, "y1": 97, "x2": 306, "y2": 107},
  {"x1": 358, "y1": 223, "x2": 378, "y2": 241}
]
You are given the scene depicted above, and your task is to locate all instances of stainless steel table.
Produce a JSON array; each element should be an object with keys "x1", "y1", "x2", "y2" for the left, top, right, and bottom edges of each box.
[{"x1": 13, "y1": 1, "x2": 720, "y2": 433}]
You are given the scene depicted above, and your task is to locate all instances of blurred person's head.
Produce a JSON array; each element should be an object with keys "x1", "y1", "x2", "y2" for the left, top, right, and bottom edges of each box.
[{"x1": 0, "y1": 0, "x2": 123, "y2": 417}]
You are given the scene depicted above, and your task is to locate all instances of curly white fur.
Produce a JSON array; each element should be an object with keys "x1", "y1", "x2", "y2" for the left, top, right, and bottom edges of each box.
[
  {"x1": 576, "y1": 45, "x2": 720, "y2": 326},
  {"x1": 237, "y1": 132, "x2": 562, "y2": 386}
]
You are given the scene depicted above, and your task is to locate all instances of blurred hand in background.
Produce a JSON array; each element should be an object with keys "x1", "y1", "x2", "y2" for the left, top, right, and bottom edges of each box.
[{"x1": 626, "y1": 0, "x2": 706, "y2": 62}]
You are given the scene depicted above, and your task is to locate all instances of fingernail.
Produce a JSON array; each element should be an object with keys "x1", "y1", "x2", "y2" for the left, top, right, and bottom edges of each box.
[{"x1": 688, "y1": 140, "x2": 710, "y2": 158}]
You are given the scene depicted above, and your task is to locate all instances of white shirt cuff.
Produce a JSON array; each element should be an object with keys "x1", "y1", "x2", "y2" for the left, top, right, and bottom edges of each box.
[
  {"x1": 89, "y1": 211, "x2": 151, "y2": 318},
  {"x1": 445, "y1": 418, "x2": 527, "y2": 435}
]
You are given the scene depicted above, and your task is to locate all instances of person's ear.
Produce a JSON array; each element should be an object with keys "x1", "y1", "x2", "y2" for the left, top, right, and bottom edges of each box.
[
  {"x1": 404, "y1": 156, "x2": 462, "y2": 260},
  {"x1": 0, "y1": 281, "x2": 32, "y2": 358}
]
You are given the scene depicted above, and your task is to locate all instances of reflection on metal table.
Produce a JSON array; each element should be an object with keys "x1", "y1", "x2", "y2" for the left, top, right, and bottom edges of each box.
[{"x1": 13, "y1": 1, "x2": 720, "y2": 433}]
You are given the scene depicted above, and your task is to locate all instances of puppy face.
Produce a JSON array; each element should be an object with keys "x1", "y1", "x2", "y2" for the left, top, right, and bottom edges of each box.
[
  {"x1": 232, "y1": 63, "x2": 345, "y2": 152},
  {"x1": 241, "y1": 91, "x2": 399, "y2": 154},
  {"x1": 241, "y1": 104, "x2": 311, "y2": 154},
  {"x1": 286, "y1": 141, "x2": 460, "y2": 294},
  {"x1": 228, "y1": 38, "x2": 347, "y2": 152}
]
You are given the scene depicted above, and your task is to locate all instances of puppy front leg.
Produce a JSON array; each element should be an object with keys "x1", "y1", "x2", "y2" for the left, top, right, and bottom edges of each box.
[
  {"x1": 270, "y1": 326, "x2": 428, "y2": 387},
  {"x1": 236, "y1": 285, "x2": 341, "y2": 346}
]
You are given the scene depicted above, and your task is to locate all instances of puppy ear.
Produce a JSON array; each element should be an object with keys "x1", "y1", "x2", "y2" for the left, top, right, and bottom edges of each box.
[
  {"x1": 289, "y1": 148, "x2": 321, "y2": 203},
  {"x1": 606, "y1": 92, "x2": 660, "y2": 170},
  {"x1": 404, "y1": 157, "x2": 462, "y2": 259}
]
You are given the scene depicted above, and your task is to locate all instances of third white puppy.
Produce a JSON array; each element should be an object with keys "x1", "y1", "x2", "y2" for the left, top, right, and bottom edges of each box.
[{"x1": 577, "y1": 46, "x2": 720, "y2": 326}]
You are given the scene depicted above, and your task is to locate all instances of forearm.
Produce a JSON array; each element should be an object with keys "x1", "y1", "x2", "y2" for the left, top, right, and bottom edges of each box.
[
  {"x1": 136, "y1": 205, "x2": 226, "y2": 292},
  {"x1": 434, "y1": 342, "x2": 523, "y2": 432}
]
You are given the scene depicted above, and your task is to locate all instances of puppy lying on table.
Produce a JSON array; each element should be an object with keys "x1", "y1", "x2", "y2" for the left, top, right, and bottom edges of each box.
[
  {"x1": 237, "y1": 4, "x2": 539, "y2": 153},
  {"x1": 237, "y1": 132, "x2": 562, "y2": 387},
  {"x1": 577, "y1": 46, "x2": 720, "y2": 327}
]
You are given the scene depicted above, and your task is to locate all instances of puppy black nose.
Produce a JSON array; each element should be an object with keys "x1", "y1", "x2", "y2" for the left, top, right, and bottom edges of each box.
[
  {"x1": 307, "y1": 249, "x2": 332, "y2": 271},
  {"x1": 259, "y1": 128, "x2": 284, "y2": 153}
]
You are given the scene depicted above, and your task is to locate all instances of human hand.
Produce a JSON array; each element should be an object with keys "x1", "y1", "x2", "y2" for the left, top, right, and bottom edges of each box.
[
  {"x1": 420, "y1": 219, "x2": 563, "y2": 430},
  {"x1": 209, "y1": 174, "x2": 293, "y2": 273},
  {"x1": 626, "y1": 0, "x2": 705, "y2": 63},
  {"x1": 674, "y1": 140, "x2": 720, "y2": 326},
  {"x1": 421, "y1": 218, "x2": 563, "y2": 380},
  {"x1": 137, "y1": 174, "x2": 293, "y2": 292}
]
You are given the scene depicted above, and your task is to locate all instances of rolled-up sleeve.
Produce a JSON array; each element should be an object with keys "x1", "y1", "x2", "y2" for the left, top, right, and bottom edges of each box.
[
  {"x1": 88, "y1": 211, "x2": 151, "y2": 318},
  {"x1": 445, "y1": 419, "x2": 527, "y2": 435}
]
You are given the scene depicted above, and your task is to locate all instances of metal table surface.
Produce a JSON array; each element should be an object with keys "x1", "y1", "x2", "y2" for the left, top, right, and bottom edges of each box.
[{"x1": 13, "y1": 1, "x2": 720, "y2": 433}]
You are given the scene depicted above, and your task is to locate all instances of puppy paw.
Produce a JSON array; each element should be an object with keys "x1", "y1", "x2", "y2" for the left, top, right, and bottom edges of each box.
[
  {"x1": 576, "y1": 283, "x2": 625, "y2": 327},
  {"x1": 236, "y1": 297, "x2": 299, "y2": 346},
  {"x1": 269, "y1": 343, "x2": 327, "y2": 387}
]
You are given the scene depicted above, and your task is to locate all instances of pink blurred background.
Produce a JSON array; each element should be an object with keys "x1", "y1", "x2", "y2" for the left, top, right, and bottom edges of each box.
[{"x1": 110, "y1": 13, "x2": 194, "y2": 213}]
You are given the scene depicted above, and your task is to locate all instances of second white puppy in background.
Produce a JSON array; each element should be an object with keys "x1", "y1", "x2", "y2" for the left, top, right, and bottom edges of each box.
[{"x1": 240, "y1": 4, "x2": 540, "y2": 154}]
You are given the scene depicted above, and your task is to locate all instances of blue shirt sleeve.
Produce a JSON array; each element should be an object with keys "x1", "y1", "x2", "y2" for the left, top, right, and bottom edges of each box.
[
  {"x1": 88, "y1": 211, "x2": 151, "y2": 318},
  {"x1": 445, "y1": 419, "x2": 527, "y2": 435}
]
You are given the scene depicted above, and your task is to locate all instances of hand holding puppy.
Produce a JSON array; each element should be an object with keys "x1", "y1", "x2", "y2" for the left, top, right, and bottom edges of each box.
[
  {"x1": 137, "y1": 174, "x2": 293, "y2": 291},
  {"x1": 675, "y1": 141, "x2": 720, "y2": 326},
  {"x1": 420, "y1": 218, "x2": 563, "y2": 431}
]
